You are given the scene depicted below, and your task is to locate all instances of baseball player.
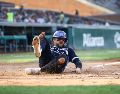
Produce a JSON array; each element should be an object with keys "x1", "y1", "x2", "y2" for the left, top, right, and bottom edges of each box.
[{"x1": 25, "y1": 30, "x2": 82, "y2": 74}]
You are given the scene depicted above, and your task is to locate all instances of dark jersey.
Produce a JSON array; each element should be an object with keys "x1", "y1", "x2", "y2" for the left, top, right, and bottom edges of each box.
[
  {"x1": 39, "y1": 38, "x2": 82, "y2": 68},
  {"x1": 50, "y1": 46, "x2": 82, "y2": 68}
]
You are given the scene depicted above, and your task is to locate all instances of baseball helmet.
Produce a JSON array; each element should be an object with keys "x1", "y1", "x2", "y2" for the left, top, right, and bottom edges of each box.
[{"x1": 53, "y1": 30, "x2": 67, "y2": 39}]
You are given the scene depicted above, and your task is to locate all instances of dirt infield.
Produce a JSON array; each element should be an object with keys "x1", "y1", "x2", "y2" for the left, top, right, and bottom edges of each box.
[{"x1": 0, "y1": 61, "x2": 120, "y2": 86}]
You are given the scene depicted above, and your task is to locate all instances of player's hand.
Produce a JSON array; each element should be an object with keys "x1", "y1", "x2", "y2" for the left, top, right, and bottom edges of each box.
[
  {"x1": 39, "y1": 32, "x2": 45, "y2": 39},
  {"x1": 75, "y1": 68, "x2": 82, "y2": 74}
]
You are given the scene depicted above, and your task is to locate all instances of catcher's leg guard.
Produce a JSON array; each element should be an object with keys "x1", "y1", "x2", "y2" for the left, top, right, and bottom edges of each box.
[{"x1": 25, "y1": 68, "x2": 41, "y2": 75}]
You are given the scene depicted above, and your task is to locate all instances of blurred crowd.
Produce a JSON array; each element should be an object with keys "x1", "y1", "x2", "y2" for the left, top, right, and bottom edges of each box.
[
  {"x1": 0, "y1": 6, "x2": 81, "y2": 24},
  {"x1": 0, "y1": 6, "x2": 106, "y2": 25}
]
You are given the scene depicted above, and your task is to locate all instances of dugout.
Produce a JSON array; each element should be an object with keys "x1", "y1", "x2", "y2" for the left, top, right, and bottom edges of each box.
[
  {"x1": 0, "y1": 22, "x2": 70, "y2": 53},
  {"x1": 0, "y1": 24, "x2": 27, "y2": 53},
  {"x1": 0, "y1": 22, "x2": 54, "y2": 53}
]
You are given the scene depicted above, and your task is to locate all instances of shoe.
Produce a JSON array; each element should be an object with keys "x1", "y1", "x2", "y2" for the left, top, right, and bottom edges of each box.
[
  {"x1": 32, "y1": 36, "x2": 41, "y2": 57},
  {"x1": 25, "y1": 68, "x2": 41, "y2": 75}
]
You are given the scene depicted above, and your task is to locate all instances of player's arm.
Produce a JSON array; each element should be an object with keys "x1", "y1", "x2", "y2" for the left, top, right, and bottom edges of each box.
[{"x1": 68, "y1": 48, "x2": 82, "y2": 73}]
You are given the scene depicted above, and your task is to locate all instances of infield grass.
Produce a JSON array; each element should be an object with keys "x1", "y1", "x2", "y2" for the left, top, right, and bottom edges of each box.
[
  {"x1": 76, "y1": 49, "x2": 120, "y2": 61},
  {"x1": 0, "y1": 85, "x2": 120, "y2": 94},
  {"x1": 0, "y1": 49, "x2": 120, "y2": 63},
  {"x1": 0, "y1": 52, "x2": 37, "y2": 63}
]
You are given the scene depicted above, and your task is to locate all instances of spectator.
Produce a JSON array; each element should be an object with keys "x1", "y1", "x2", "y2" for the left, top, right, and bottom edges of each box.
[
  {"x1": 105, "y1": 22, "x2": 110, "y2": 26},
  {"x1": 18, "y1": 5, "x2": 24, "y2": 14},
  {"x1": 7, "y1": 9, "x2": 14, "y2": 22},
  {"x1": 1, "y1": 8, "x2": 8, "y2": 21},
  {"x1": 15, "y1": 13, "x2": 23, "y2": 22},
  {"x1": 75, "y1": 9, "x2": 79, "y2": 16},
  {"x1": 0, "y1": 6, "x2": 3, "y2": 21},
  {"x1": 36, "y1": 13, "x2": 45, "y2": 24},
  {"x1": 74, "y1": 9, "x2": 82, "y2": 24},
  {"x1": 58, "y1": 11, "x2": 65, "y2": 24}
]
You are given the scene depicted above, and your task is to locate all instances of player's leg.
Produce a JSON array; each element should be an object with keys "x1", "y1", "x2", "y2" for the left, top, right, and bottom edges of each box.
[
  {"x1": 39, "y1": 57, "x2": 51, "y2": 68},
  {"x1": 25, "y1": 55, "x2": 67, "y2": 75},
  {"x1": 41, "y1": 54, "x2": 67, "y2": 73},
  {"x1": 25, "y1": 34, "x2": 52, "y2": 75},
  {"x1": 39, "y1": 37, "x2": 52, "y2": 67}
]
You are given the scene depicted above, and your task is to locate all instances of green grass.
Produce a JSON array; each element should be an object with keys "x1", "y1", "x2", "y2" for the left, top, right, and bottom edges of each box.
[
  {"x1": 76, "y1": 49, "x2": 120, "y2": 61},
  {"x1": 0, "y1": 50, "x2": 120, "y2": 93},
  {"x1": 0, "y1": 85, "x2": 120, "y2": 94},
  {"x1": 0, "y1": 52, "x2": 38, "y2": 63},
  {"x1": 0, "y1": 49, "x2": 120, "y2": 63}
]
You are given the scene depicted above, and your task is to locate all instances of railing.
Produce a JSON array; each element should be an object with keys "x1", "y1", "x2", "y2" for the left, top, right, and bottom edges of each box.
[{"x1": 0, "y1": 35, "x2": 27, "y2": 53}]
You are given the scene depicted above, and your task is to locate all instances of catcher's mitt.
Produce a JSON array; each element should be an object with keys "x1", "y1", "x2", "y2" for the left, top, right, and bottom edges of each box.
[{"x1": 32, "y1": 36, "x2": 41, "y2": 57}]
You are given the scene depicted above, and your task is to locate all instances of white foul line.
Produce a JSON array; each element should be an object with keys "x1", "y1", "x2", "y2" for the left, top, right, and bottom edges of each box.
[{"x1": 93, "y1": 62, "x2": 120, "y2": 68}]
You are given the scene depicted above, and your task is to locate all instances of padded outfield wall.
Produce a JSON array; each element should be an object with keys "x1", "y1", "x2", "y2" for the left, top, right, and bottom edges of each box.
[{"x1": 68, "y1": 26, "x2": 120, "y2": 49}]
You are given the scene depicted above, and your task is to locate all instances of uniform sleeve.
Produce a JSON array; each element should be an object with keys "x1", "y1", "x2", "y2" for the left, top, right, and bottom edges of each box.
[
  {"x1": 68, "y1": 48, "x2": 82, "y2": 68},
  {"x1": 40, "y1": 38, "x2": 52, "y2": 61}
]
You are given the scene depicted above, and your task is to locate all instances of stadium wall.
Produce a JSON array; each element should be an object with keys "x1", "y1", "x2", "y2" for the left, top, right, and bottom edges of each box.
[
  {"x1": 0, "y1": 22, "x2": 120, "y2": 52},
  {"x1": 69, "y1": 26, "x2": 120, "y2": 49}
]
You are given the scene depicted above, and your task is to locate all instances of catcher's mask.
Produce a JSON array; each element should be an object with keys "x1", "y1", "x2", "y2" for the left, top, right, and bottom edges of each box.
[{"x1": 52, "y1": 30, "x2": 67, "y2": 42}]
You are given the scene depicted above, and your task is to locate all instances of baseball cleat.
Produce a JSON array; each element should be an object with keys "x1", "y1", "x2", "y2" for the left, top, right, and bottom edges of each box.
[{"x1": 25, "y1": 68, "x2": 41, "y2": 75}]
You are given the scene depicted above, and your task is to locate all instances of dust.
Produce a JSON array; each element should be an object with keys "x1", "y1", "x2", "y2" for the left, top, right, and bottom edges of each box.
[{"x1": 0, "y1": 61, "x2": 120, "y2": 86}]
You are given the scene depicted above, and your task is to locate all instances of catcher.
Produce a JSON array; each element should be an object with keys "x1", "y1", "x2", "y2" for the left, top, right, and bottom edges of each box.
[{"x1": 25, "y1": 30, "x2": 82, "y2": 74}]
